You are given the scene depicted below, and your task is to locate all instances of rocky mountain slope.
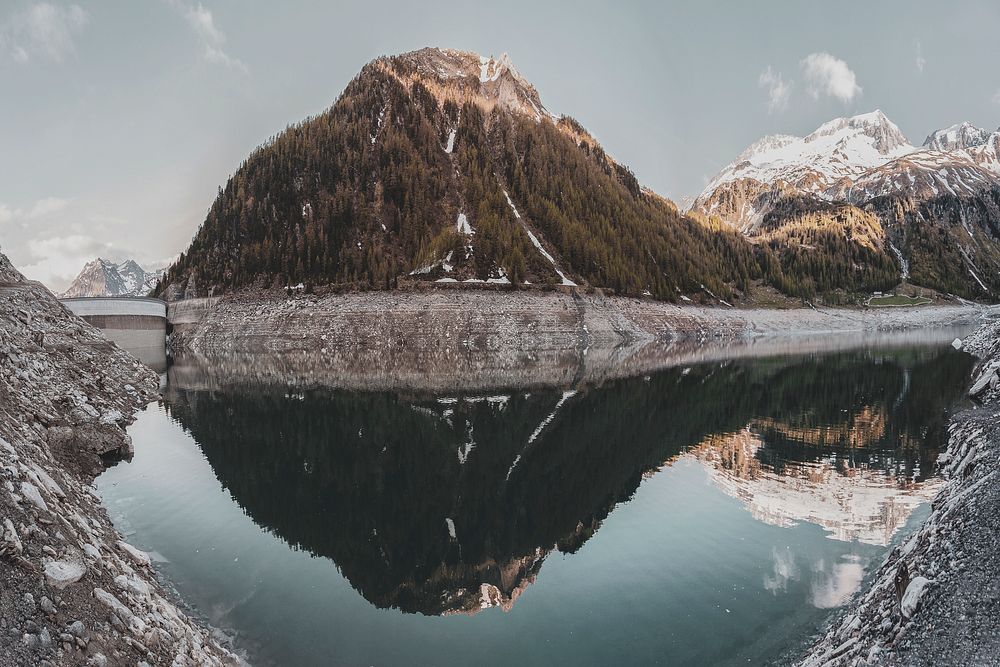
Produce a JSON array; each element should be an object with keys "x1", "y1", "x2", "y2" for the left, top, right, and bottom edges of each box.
[
  {"x1": 61, "y1": 259, "x2": 163, "y2": 298},
  {"x1": 693, "y1": 111, "x2": 1000, "y2": 299},
  {"x1": 0, "y1": 250, "x2": 236, "y2": 665}
]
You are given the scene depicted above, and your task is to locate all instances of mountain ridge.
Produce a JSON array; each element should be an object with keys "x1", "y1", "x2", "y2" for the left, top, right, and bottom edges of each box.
[{"x1": 692, "y1": 110, "x2": 1000, "y2": 298}]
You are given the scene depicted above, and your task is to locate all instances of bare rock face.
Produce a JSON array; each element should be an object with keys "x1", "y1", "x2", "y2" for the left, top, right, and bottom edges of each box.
[{"x1": 0, "y1": 250, "x2": 238, "y2": 666}]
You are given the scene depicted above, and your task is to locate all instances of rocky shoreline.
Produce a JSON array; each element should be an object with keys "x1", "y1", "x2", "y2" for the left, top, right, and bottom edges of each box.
[
  {"x1": 0, "y1": 253, "x2": 238, "y2": 666},
  {"x1": 797, "y1": 318, "x2": 1000, "y2": 666}
]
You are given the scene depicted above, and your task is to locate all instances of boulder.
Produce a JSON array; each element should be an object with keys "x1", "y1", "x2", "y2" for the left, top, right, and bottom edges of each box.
[{"x1": 44, "y1": 557, "x2": 87, "y2": 589}]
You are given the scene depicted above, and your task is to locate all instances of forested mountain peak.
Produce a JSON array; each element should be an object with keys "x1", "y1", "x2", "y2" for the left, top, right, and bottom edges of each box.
[{"x1": 156, "y1": 47, "x2": 764, "y2": 303}]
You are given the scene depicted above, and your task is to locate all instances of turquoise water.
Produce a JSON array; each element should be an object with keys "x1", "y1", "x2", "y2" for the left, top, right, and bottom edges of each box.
[{"x1": 98, "y1": 341, "x2": 973, "y2": 666}]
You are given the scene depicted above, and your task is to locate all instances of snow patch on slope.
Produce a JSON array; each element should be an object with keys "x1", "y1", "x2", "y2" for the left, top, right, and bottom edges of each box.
[{"x1": 502, "y1": 189, "x2": 577, "y2": 286}]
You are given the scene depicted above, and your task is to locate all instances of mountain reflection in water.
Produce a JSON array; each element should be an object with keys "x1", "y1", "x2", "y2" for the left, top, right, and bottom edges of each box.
[{"x1": 158, "y1": 344, "x2": 972, "y2": 617}]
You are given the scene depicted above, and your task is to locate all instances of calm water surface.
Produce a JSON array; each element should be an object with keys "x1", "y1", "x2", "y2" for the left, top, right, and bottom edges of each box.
[{"x1": 98, "y1": 334, "x2": 975, "y2": 666}]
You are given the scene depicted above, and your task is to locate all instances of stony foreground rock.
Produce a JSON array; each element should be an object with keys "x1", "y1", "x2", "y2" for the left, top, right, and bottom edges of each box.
[
  {"x1": 0, "y1": 252, "x2": 238, "y2": 666},
  {"x1": 797, "y1": 318, "x2": 1000, "y2": 666}
]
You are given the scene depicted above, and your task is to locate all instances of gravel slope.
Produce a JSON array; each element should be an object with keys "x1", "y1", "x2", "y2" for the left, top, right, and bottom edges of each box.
[{"x1": 0, "y1": 252, "x2": 238, "y2": 666}]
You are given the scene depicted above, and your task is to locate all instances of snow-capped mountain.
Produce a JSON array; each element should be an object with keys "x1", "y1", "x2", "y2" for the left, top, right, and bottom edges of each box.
[
  {"x1": 692, "y1": 110, "x2": 1000, "y2": 297},
  {"x1": 922, "y1": 122, "x2": 993, "y2": 151},
  {"x1": 695, "y1": 111, "x2": 1000, "y2": 231},
  {"x1": 61, "y1": 258, "x2": 163, "y2": 298}
]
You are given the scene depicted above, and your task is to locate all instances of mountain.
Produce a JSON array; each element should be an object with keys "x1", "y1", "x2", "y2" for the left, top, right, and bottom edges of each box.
[
  {"x1": 693, "y1": 110, "x2": 1000, "y2": 298},
  {"x1": 156, "y1": 51, "x2": 999, "y2": 304},
  {"x1": 61, "y1": 258, "x2": 164, "y2": 298},
  {"x1": 922, "y1": 122, "x2": 994, "y2": 151},
  {"x1": 156, "y1": 47, "x2": 766, "y2": 303}
]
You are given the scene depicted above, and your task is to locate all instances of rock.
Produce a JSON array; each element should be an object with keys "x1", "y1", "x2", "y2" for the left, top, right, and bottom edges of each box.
[
  {"x1": 901, "y1": 576, "x2": 932, "y2": 619},
  {"x1": 99, "y1": 409, "x2": 123, "y2": 425},
  {"x1": 93, "y1": 588, "x2": 144, "y2": 633},
  {"x1": 24, "y1": 620, "x2": 39, "y2": 633},
  {"x1": 20, "y1": 481, "x2": 48, "y2": 511},
  {"x1": 23, "y1": 633, "x2": 38, "y2": 649},
  {"x1": 114, "y1": 573, "x2": 151, "y2": 597},
  {"x1": 68, "y1": 621, "x2": 88, "y2": 639},
  {"x1": 894, "y1": 562, "x2": 910, "y2": 612},
  {"x1": 30, "y1": 465, "x2": 65, "y2": 499},
  {"x1": 39, "y1": 596, "x2": 55, "y2": 615},
  {"x1": 44, "y1": 557, "x2": 87, "y2": 589},
  {"x1": 86, "y1": 653, "x2": 108, "y2": 667},
  {"x1": 2, "y1": 518, "x2": 23, "y2": 553},
  {"x1": 970, "y1": 370, "x2": 996, "y2": 396},
  {"x1": 38, "y1": 626, "x2": 52, "y2": 648},
  {"x1": 117, "y1": 540, "x2": 151, "y2": 567}
]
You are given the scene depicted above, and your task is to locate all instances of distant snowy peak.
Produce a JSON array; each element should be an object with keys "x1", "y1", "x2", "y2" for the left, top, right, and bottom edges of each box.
[
  {"x1": 384, "y1": 48, "x2": 557, "y2": 123},
  {"x1": 61, "y1": 258, "x2": 163, "y2": 298},
  {"x1": 804, "y1": 110, "x2": 910, "y2": 154},
  {"x1": 704, "y1": 110, "x2": 918, "y2": 201},
  {"x1": 922, "y1": 122, "x2": 993, "y2": 151},
  {"x1": 735, "y1": 134, "x2": 798, "y2": 163},
  {"x1": 695, "y1": 110, "x2": 1000, "y2": 229}
]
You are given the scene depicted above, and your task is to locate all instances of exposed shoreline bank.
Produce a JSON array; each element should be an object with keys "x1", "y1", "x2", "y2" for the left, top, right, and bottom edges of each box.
[
  {"x1": 168, "y1": 290, "x2": 990, "y2": 393},
  {"x1": 0, "y1": 257, "x2": 238, "y2": 666},
  {"x1": 797, "y1": 319, "x2": 1000, "y2": 666}
]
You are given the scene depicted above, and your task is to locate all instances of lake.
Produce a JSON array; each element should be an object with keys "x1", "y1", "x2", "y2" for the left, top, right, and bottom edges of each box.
[{"x1": 97, "y1": 331, "x2": 975, "y2": 666}]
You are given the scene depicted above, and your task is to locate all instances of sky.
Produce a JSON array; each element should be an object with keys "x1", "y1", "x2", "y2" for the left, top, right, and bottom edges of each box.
[{"x1": 3, "y1": 0, "x2": 1000, "y2": 291}]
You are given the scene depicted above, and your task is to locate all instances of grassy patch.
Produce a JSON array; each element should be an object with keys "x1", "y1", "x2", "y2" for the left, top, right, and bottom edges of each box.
[{"x1": 868, "y1": 294, "x2": 933, "y2": 307}]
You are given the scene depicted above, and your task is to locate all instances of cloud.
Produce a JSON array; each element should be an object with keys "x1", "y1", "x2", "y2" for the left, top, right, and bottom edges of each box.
[
  {"x1": 174, "y1": 2, "x2": 248, "y2": 73},
  {"x1": 21, "y1": 233, "x2": 117, "y2": 289},
  {"x1": 800, "y1": 52, "x2": 862, "y2": 103},
  {"x1": 915, "y1": 40, "x2": 925, "y2": 74},
  {"x1": 810, "y1": 558, "x2": 865, "y2": 610},
  {"x1": 993, "y1": 90, "x2": 1000, "y2": 106},
  {"x1": 759, "y1": 66, "x2": 792, "y2": 113},
  {"x1": 0, "y1": 203, "x2": 15, "y2": 224},
  {"x1": 28, "y1": 196, "x2": 69, "y2": 218},
  {"x1": 2, "y1": 3, "x2": 88, "y2": 63}
]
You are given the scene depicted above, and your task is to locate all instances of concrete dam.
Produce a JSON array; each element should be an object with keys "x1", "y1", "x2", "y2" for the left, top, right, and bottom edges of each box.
[{"x1": 61, "y1": 297, "x2": 168, "y2": 371}]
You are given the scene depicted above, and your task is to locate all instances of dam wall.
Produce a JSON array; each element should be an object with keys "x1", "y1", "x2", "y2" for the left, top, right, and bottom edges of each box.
[{"x1": 61, "y1": 297, "x2": 168, "y2": 371}]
